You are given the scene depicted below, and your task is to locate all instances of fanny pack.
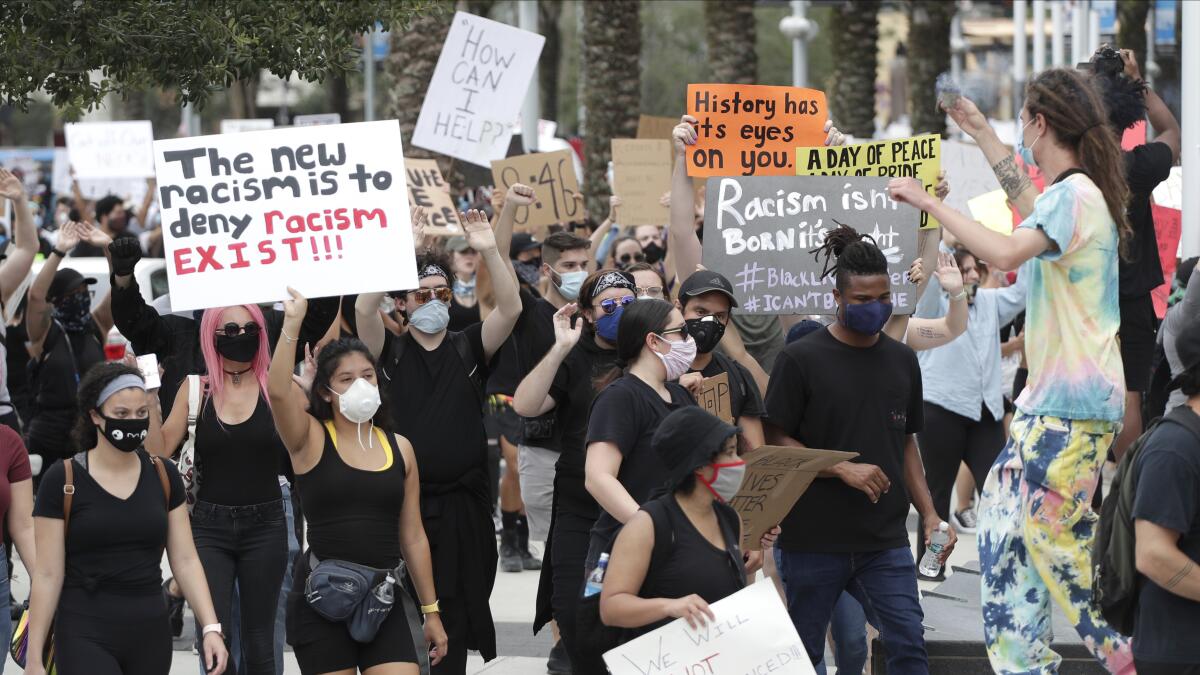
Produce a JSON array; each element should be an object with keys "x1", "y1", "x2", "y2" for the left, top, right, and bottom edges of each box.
[{"x1": 304, "y1": 552, "x2": 430, "y2": 673}]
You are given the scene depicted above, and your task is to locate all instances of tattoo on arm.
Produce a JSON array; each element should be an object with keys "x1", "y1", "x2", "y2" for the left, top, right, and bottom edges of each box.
[
  {"x1": 917, "y1": 327, "x2": 944, "y2": 340},
  {"x1": 992, "y1": 156, "x2": 1033, "y2": 203},
  {"x1": 1165, "y1": 560, "x2": 1194, "y2": 590}
]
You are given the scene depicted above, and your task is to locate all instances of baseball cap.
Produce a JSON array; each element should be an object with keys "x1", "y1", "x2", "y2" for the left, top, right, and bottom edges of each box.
[
  {"x1": 509, "y1": 232, "x2": 542, "y2": 259},
  {"x1": 446, "y1": 236, "x2": 471, "y2": 253},
  {"x1": 786, "y1": 319, "x2": 825, "y2": 344},
  {"x1": 1168, "y1": 313, "x2": 1200, "y2": 391},
  {"x1": 48, "y1": 268, "x2": 96, "y2": 302},
  {"x1": 678, "y1": 270, "x2": 739, "y2": 308}
]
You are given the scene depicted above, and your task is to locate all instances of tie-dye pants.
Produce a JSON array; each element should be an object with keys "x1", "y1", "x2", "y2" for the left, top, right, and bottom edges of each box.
[{"x1": 978, "y1": 412, "x2": 1135, "y2": 674}]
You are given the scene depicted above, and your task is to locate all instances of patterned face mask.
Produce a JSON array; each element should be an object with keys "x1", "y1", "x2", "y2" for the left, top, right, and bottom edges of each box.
[{"x1": 53, "y1": 291, "x2": 92, "y2": 333}]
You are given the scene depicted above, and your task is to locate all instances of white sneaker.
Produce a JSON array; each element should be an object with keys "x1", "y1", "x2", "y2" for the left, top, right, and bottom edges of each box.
[{"x1": 952, "y1": 507, "x2": 978, "y2": 534}]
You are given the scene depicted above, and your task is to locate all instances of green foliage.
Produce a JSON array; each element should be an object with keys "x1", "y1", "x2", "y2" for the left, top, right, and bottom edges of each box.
[{"x1": 0, "y1": 0, "x2": 435, "y2": 116}]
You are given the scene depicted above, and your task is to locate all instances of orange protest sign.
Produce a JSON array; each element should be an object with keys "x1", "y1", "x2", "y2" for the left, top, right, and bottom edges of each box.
[{"x1": 685, "y1": 83, "x2": 827, "y2": 178}]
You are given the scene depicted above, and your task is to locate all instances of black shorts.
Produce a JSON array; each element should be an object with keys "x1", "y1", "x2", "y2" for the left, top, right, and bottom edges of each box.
[
  {"x1": 1119, "y1": 294, "x2": 1158, "y2": 393},
  {"x1": 484, "y1": 399, "x2": 522, "y2": 446}
]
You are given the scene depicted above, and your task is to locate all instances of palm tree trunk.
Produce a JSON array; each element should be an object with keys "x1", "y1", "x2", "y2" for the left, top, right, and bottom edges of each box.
[
  {"x1": 706, "y1": 0, "x2": 757, "y2": 84},
  {"x1": 581, "y1": 0, "x2": 641, "y2": 219},
  {"x1": 539, "y1": 1, "x2": 562, "y2": 123},
  {"x1": 907, "y1": 0, "x2": 954, "y2": 136},
  {"x1": 1117, "y1": 0, "x2": 1149, "y2": 75},
  {"x1": 828, "y1": 0, "x2": 879, "y2": 138}
]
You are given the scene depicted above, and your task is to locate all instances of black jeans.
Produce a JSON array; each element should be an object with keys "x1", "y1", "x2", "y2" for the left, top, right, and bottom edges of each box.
[
  {"x1": 550, "y1": 506, "x2": 594, "y2": 670},
  {"x1": 192, "y1": 499, "x2": 288, "y2": 675},
  {"x1": 915, "y1": 402, "x2": 1005, "y2": 563}
]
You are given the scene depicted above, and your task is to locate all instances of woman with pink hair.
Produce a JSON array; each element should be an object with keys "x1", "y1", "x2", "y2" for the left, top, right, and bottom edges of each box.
[{"x1": 152, "y1": 303, "x2": 289, "y2": 675}]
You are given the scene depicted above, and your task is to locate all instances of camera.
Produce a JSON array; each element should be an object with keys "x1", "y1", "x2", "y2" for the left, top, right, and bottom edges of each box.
[{"x1": 1078, "y1": 45, "x2": 1125, "y2": 77}]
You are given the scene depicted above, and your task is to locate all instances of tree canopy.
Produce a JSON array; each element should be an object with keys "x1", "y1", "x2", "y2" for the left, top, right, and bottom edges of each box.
[{"x1": 0, "y1": 0, "x2": 434, "y2": 115}]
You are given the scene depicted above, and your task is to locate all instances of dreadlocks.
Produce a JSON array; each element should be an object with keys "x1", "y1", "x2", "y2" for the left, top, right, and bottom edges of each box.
[{"x1": 810, "y1": 222, "x2": 890, "y2": 291}]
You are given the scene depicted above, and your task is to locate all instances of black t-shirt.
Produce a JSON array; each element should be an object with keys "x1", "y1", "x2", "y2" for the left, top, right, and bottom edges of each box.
[
  {"x1": 1120, "y1": 142, "x2": 1173, "y2": 298},
  {"x1": 70, "y1": 232, "x2": 138, "y2": 259},
  {"x1": 764, "y1": 327, "x2": 923, "y2": 552},
  {"x1": 549, "y1": 332, "x2": 620, "y2": 519},
  {"x1": 485, "y1": 289, "x2": 556, "y2": 397},
  {"x1": 195, "y1": 395, "x2": 286, "y2": 506},
  {"x1": 585, "y1": 375, "x2": 695, "y2": 543},
  {"x1": 1132, "y1": 411, "x2": 1200, "y2": 663},
  {"x1": 448, "y1": 296, "x2": 481, "y2": 333},
  {"x1": 34, "y1": 451, "x2": 186, "y2": 595},
  {"x1": 383, "y1": 324, "x2": 488, "y2": 485},
  {"x1": 689, "y1": 351, "x2": 765, "y2": 422}
]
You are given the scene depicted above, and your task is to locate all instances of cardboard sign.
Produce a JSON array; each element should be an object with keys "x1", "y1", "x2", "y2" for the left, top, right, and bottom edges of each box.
[
  {"x1": 697, "y1": 372, "x2": 732, "y2": 424},
  {"x1": 701, "y1": 175, "x2": 921, "y2": 315},
  {"x1": 220, "y1": 119, "x2": 275, "y2": 134},
  {"x1": 637, "y1": 114, "x2": 678, "y2": 142},
  {"x1": 412, "y1": 11, "x2": 545, "y2": 167},
  {"x1": 65, "y1": 121, "x2": 156, "y2": 179},
  {"x1": 729, "y1": 445, "x2": 858, "y2": 550},
  {"x1": 404, "y1": 158, "x2": 462, "y2": 235},
  {"x1": 491, "y1": 150, "x2": 583, "y2": 233},
  {"x1": 611, "y1": 139, "x2": 671, "y2": 226},
  {"x1": 685, "y1": 84, "x2": 827, "y2": 178},
  {"x1": 294, "y1": 113, "x2": 342, "y2": 127},
  {"x1": 153, "y1": 120, "x2": 417, "y2": 311},
  {"x1": 795, "y1": 135, "x2": 941, "y2": 229},
  {"x1": 603, "y1": 582, "x2": 815, "y2": 675}
]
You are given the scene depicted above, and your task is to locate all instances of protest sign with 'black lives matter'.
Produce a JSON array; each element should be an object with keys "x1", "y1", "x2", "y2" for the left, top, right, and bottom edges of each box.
[
  {"x1": 796, "y1": 134, "x2": 941, "y2": 229},
  {"x1": 412, "y1": 12, "x2": 544, "y2": 167},
  {"x1": 154, "y1": 120, "x2": 417, "y2": 312},
  {"x1": 685, "y1": 84, "x2": 828, "y2": 178},
  {"x1": 701, "y1": 175, "x2": 920, "y2": 315}
]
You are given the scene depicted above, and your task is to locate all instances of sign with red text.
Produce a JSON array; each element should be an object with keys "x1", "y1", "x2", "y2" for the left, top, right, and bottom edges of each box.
[
  {"x1": 686, "y1": 84, "x2": 827, "y2": 178},
  {"x1": 65, "y1": 121, "x2": 156, "y2": 179},
  {"x1": 154, "y1": 120, "x2": 416, "y2": 311},
  {"x1": 412, "y1": 11, "x2": 545, "y2": 167},
  {"x1": 603, "y1": 582, "x2": 816, "y2": 675}
]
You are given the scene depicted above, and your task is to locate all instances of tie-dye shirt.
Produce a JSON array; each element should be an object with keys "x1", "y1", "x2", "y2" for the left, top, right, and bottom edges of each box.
[{"x1": 1015, "y1": 172, "x2": 1125, "y2": 422}]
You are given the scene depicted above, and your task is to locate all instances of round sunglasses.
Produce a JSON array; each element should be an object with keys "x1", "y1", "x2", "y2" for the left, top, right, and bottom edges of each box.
[{"x1": 215, "y1": 322, "x2": 261, "y2": 339}]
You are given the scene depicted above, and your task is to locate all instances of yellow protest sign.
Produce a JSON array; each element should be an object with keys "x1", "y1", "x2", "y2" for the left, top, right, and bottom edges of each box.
[
  {"x1": 968, "y1": 189, "x2": 1014, "y2": 236},
  {"x1": 795, "y1": 134, "x2": 941, "y2": 229}
]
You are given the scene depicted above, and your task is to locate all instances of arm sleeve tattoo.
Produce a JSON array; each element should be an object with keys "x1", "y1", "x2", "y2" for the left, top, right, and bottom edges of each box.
[{"x1": 992, "y1": 156, "x2": 1034, "y2": 203}]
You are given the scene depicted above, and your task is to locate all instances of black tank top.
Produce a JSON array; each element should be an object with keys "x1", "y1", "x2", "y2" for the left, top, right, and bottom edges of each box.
[
  {"x1": 296, "y1": 423, "x2": 406, "y2": 569},
  {"x1": 195, "y1": 394, "x2": 285, "y2": 506}
]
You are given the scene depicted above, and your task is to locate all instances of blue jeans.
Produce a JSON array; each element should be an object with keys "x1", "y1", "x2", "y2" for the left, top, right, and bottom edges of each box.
[
  {"x1": 779, "y1": 547, "x2": 927, "y2": 675},
  {"x1": 774, "y1": 548, "x2": 869, "y2": 675}
]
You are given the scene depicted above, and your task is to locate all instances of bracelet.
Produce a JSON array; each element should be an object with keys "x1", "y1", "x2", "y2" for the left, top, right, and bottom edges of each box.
[
  {"x1": 420, "y1": 600, "x2": 440, "y2": 615},
  {"x1": 281, "y1": 328, "x2": 299, "y2": 344},
  {"x1": 949, "y1": 291, "x2": 967, "y2": 301},
  {"x1": 201, "y1": 623, "x2": 224, "y2": 638},
  {"x1": 50, "y1": 248, "x2": 67, "y2": 258}
]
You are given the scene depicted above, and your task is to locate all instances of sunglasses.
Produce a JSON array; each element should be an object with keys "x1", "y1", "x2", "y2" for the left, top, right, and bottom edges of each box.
[
  {"x1": 217, "y1": 322, "x2": 261, "y2": 339},
  {"x1": 657, "y1": 323, "x2": 690, "y2": 340},
  {"x1": 618, "y1": 252, "x2": 646, "y2": 264},
  {"x1": 407, "y1": 286, "x2": 453, "y2": 305},
  {"x1": 598, "y1": 295, "x2": 636, "y2": 315},
  {"x1": 635, "y1": 286, "x2": 664, "y2": 299}
]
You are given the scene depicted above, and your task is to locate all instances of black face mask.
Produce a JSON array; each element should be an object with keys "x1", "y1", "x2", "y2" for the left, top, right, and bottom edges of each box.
[
  {"x1": 98, "y1": 414, "x2": 149, "y2": 453},
  {"x1": 685, "y1": 316, "x2": 726, "y2": 354},
  {"x1": 642, "y1": 242, "x2": 665, "y2": 265},
  {"x1": 216, "y1": 333, "x2": 259, "y2": 363}
]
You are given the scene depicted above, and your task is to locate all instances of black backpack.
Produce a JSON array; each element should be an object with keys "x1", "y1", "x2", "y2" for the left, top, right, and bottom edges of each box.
[
  {"x1": 381, "y1": 330, "x2": 483, "y2": 405},
  {"x1": 1093, "y1": 405, "x2": 1200, "y2": 635}
]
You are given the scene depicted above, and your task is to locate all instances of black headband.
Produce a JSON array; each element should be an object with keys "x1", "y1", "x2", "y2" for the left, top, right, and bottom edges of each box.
[
  {"x1": 591, "y1": 271, "x2": 636, "y2": 300},
  {"x1": 419, "y1": 264, "x2": 449, "y2": 281}
]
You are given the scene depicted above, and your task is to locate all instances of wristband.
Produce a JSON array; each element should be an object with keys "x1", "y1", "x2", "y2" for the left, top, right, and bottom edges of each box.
[
  {"x1": 201, "y1": 623, "x2": 223, "y2": 638},
  {"x1": 420, "y1": 600, "x2": 440, "y2": 615},
  {"x1": 50, "y1": 248, "x2": 67, "y2": 258},
  {"x1": 949, "y1": 291, "x2": 967, "y2": 302}
]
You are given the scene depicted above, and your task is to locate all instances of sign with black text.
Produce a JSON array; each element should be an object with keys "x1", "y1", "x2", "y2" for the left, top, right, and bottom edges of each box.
[
  {"x1": 404, "y1": 158, "x2": 461, "y2": 235},
  {"x1": 65, "y1": 121, "x2": 156, "y2": 179},
  {"x1": 154, "y1": 120, "x2": 416, "y2": 311},
  {"x1": 701, "y1": 176, "x2": 920, "y2": 315},
  {"x1": 491, "y1": 150, "x2": 582, "y2": 233},
  {"x1": 412, "y1": 11, "x2": 545, "y2": 167}
]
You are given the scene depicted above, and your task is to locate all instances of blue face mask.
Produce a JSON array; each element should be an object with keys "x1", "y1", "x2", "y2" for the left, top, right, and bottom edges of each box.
[
  {"x1": 409, "y1": 299, "x2": 449, "y2": 334},
  {"x1": 595, "y1": 305, "x2": 624, "y2": 342},
  {"x1": 1016, "y1": 117, "x2": 1041, "y2": 168},
  {"x1": 554, "y1": 270, "x2": 588, "y2": 302},
  {"x1": 840, "y1": 300, "x2": 893, "y2": 336}
]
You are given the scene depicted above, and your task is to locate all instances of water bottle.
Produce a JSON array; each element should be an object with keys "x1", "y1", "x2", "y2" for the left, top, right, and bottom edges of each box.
[
  {"x1": 919, "y1": 522, "x2": 950, "y2": 577},
  {"x1": 583, "y1": 553, "x2": 610, "y2": 597}
]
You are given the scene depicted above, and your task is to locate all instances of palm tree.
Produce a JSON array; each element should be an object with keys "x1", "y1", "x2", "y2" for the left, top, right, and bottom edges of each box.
[
  {"x1": 828, "y1": 0, "x2": 879, "y2": 138},
  {"x1": 1117, "y1": 0, "x2": 1149, "y2": 74},
  {"x1": 706, "y1": 0, "x2": 757, "y2": 84},
  {"x1": 581, "y1": 0, "x2": 641, "y2": 219},
  {"x1": 907, "y1": 0, "x2": 954, "y2": 136},
  {"x1": 540, "y1": 1, "x2": 563, "y2": 122},
  {"x1": 383, "y1": 1, "x2": 455, "y2": 182}
]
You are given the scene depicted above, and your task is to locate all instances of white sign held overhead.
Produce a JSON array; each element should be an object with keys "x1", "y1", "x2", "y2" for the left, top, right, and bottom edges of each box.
[
  {"x1": 294, "y1": 113, "x2": 342, "y2": 127},
  {"x1": 220, "y1": 119, "x2": 276, "y2": 134},
  {"x1": 411, "y1": 11, "x2": 545, "y2": 167},
  {"x1": 154, "y1": 120, "x2": 416, "y2": 311},
  {"x1": 603, "y1": 583, "x2": 816, "y2": 675},
  {"x1": 65, "y1": 121, "x2": 156, "y2": 179}
]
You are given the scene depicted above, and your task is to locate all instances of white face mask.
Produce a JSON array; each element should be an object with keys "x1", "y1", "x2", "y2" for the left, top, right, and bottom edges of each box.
[
  {"x1": 329, "y1": 378, "x2": 382, "y2": 448},
  {"x1": 654, "y1": 335, "x2": 698, "y2": 382}
]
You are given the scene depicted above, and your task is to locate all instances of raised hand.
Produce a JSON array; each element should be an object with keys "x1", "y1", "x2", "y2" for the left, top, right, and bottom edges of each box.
[
  {"x1": 77, "y1": 221, "x2": 112, "y2": 248},
  {"x1": 672, "y1": 114, "x2": 699, "y2": 156},
  {"x1": 506, "y1": 183, "x2": 536, "y2": 207},
  {"x1": 0, "y1": 168, "x2": 25, "y2": 202},
  {"x1": 552, "y1": 303, "x2": 582, "y2": 352},
  {"x1": 283, "y1": 286, "x2": 308, "y2": 323},
  {"x1": 823, "y1": 120, "x2": 847, "y2": 147},
  {"x1": 411, "y1": 205, "x2": 427, "y2": 241},
  {"x1": 461, "y1": 209, "x2": 497, "y2": 252},
  {"x1": 292, "y1": 342, "x2": 319, "y2": 394},
  {"x1": 609, "y1": 195, "x2": 623, "y2": 219},
  {"x1": 934, "y1": 170, "x2": 950, "y2": 201},
  {"x1": 109, "y1": 237, "x2": 144, "y2": 276},
  {"x1": 55, "y1": 220, "x2": 83, "y2": 252},
  {"x1": 943, "y1": 95, "x2": 991, "y2": 140},
  {"x1": 887, "y1": 178, "x2": 935, "y2": 212},
  {"x1": 907, "y1": 257, "x2": 924, "y2": 286},
  {"x1": 935, "y1": 251, "x2": 965, "y2": 297}
]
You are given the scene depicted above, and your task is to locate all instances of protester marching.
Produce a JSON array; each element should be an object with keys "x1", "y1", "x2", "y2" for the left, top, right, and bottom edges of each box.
[{"x1": 0, "y1": 2, "x2": 1196, "y2": 675}]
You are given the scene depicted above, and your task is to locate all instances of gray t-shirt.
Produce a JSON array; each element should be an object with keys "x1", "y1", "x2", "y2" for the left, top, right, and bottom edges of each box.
[{"x1": 1160, "y1": 264, "x2": 1200, "y2": 411}]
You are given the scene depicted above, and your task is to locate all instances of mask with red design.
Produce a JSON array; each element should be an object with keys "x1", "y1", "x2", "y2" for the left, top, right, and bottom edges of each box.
[{"x1": 696, "y1": 459, "x2": 747, "y2": 503}]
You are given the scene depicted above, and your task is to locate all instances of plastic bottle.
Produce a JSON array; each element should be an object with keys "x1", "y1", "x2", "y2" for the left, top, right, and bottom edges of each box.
[
  {"x1": 919, "y1": 522, "x2": 950, "y2": 577},
  {"x1": 583, "y1": 553, "x2": 610, "y2": 597},
  {"x1": 104, "y1": 327, "x2": 127, "y2": 361}
]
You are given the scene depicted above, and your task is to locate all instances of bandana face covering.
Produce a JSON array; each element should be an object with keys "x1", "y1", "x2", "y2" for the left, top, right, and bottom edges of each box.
[{"x1": 54, "y1": 292, "x2": 92, "y2": 333}]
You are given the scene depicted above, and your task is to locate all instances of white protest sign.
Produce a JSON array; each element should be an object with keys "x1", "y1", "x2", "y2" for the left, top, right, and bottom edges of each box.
[
  {"x1": 412, "y1": 11, "x2": 545, "y2": 167},
  {"x1": 65, "y1": 121, "x2": 156, "y2": 179},
  {"x1": 220, "y1": 119, "x2": 276, "y2": 134},
  {"x1": 603, "y1": 582, "x2": 815, "y2": 675},
  {"x1": 154, "y1": 120, "x2": 416, "y2": 311},
  {"x1": 52, "y1": 148, "x2": 150, "y2": 203},
  {"x1": 294, "y1": 113, "x2": 342, "y2": 127}
]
